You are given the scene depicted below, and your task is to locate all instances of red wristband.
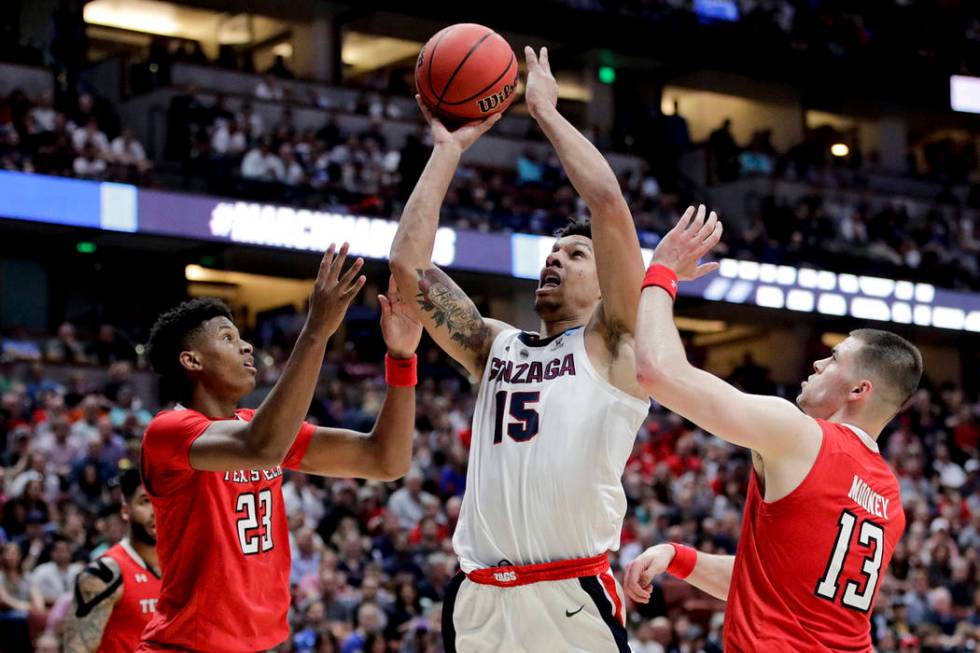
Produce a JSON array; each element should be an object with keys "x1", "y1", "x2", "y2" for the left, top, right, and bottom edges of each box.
[
  {"x1": 385, "y1": 353, "x2": 417, "y2": 387},
  {"x1": 666, "y1": 543, "x2": 697, "y2": 579},
  {"x1": 642, "y1": 264, "x2": 679, "y2": 301}
]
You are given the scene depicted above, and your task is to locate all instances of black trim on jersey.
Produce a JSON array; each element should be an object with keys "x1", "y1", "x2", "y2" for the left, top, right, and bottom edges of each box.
[
  {"x1": 841, "y1": 517, "x2": 886, "y2": 615},
  {"x1": 517, "y1": 326, "x2": 582, "y2": 348},
  {"x1": 579, "y1": 576, "x2": 630, "y2": 653},
  {"x1": 814, "y1": 508, "x2": 859, "y2": 603},
  {"x1": 441, "y1": 572, "x2": 466, "y2": 653}
]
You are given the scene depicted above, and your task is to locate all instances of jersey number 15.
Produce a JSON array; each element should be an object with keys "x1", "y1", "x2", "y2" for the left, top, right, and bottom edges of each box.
[
  {"x1": 814, "y1": 510, "x2": 884, "y2": 612},
  {"x1": 493, "y1": 391, "x2": 540, "y2": 444}
]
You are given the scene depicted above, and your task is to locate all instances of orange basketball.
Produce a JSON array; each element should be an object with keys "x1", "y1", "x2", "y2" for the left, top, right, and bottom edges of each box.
[{"x1": 415, "y1": 23, "x2": 520, "y2": 123}]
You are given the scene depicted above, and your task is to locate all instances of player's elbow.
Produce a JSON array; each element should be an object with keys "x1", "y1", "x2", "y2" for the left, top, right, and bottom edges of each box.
[
  {"x1": 388, "y1": 254, "x2": 417, "y2": 282},
  {"x1": 635, "y1": 354, "x2": 667, "y2": 393}
]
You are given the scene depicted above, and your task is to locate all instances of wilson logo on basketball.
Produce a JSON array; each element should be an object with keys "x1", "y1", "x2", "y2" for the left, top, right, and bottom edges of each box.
[
  {"x1": 477, "y1": 75, "x2": 519, "y2": 114},
  {"x1": 416, "y1": 51, "x2": 424, "y2": 70}
]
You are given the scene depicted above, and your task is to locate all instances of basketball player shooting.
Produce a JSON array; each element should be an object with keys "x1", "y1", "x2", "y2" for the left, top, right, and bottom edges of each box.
[
  {"x1": 391, "y1": 47, "x2": 649, "y2": 653},
  {"x1": 624, "y1": 206, "x2": 921, "y2": 651}
]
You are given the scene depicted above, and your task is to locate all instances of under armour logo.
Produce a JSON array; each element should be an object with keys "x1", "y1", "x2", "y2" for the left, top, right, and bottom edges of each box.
[
  {"x1": 670, "y1": 280, "x2": 677, "y2": 289},
  {"x1": 135, "y1": 574, "x2": 149, "y2": 583}
]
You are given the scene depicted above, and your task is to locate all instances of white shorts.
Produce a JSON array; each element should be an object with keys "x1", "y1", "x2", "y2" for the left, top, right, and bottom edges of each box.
[{"x1": 442, "y1": 556, "x2": 630, "y2": 653}]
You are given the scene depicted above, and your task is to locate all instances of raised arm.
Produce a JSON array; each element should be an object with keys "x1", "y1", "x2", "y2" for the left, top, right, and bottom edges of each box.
[
  {"x1": 524, "y1": 47, "x2": 645, "y2": 335},
  {"x1": 297, "y1": 276, "x2": 421, "y2": 481},
  {"x1": 624, "y1": 543, "x2": 734, "y2": 602},
  {"x1": 63, "y1": 558, "x2": 123, "y2": 653},
  {"x1": 188, "y1": 244, "x2": 366, "y2": 471},
  {"x1": 633, "y1": 206, "x2": 821, "y2": 461},
  {"x1": 389, "y1": 103, "x2": 509, "y2": 379}
]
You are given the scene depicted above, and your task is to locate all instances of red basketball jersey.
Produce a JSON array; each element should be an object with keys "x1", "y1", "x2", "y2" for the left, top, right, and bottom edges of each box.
[
  {"x1": 98, "y1": 541, "x2": 161, "y2": 653},
  {"x1": 725, "y1": 419, "x2": 905, "y2": 652},
  {"x1": 137, "y1": 407, "x2": 314, "y2": 653}
]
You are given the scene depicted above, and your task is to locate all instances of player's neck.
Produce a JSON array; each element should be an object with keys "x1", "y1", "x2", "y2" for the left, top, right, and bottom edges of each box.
[
  {"x1": 538, "y1": 315, "x2": 587, "y2": 338},
  {"x1": 187, "y1": 385, "x2": 239, "y2": 419},
  {"x1": 129, "y1": 536, "x2": 160, "y2": 574},
  {"x1": 826, "y1": 408, "x2": 883, "y2": 441}
]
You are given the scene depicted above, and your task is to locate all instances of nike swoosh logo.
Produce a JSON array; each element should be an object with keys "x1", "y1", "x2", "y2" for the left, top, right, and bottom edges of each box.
[{"x1": 565, "y1": 605, "x2": 585, "y2": 618}]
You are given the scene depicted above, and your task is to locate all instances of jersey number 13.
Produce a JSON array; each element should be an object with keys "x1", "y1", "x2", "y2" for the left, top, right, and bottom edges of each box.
[{"x1": 814, "y1": 510, "x2": 884, "y2": 612}]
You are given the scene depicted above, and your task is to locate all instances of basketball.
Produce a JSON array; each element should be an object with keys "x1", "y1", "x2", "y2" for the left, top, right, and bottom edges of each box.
[{"x1": 415, "y1": 23, "x2": 520, "y2": 123}]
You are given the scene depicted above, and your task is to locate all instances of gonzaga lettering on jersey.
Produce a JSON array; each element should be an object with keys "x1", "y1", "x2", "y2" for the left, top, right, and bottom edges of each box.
[{"x1": 453, "y1": 327, "x2": 649, "y2": 573}]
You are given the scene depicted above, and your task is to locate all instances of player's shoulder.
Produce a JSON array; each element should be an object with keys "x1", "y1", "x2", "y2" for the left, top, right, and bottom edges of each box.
[
  {"x1": 145, "y1": 406, "x2": 213, "y2": 438},
  {"x1": 76, "y1": 556, "x2": 124, "y2": 601}
]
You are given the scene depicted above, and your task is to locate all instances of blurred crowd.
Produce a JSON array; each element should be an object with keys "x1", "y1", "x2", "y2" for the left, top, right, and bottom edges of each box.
[
  {"x1": 0, "y1": 314, "x2": 978, "y2": 652},
  {"x1": 0, "y1": 88, "x2": 151, "y2": 185},
  {"x1": 560, "y1": 0, "x2": 980, "y2": 76}
]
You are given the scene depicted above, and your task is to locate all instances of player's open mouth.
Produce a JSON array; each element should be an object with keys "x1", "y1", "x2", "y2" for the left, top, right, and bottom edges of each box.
[
  {"x1": 244, "y1": 358, "x2": 257, "y2": 372},
  {"x1": 537, "y1": 271, "x2": 561, "y2": 292}
]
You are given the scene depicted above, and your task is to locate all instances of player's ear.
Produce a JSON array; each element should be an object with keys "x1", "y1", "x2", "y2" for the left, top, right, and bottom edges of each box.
[
  {"x1": 179, "y1": 350, "x2": 202, "y2": 372},
  {"x1": 850, "y1": 378, "x2": 873, "y2": 400}
]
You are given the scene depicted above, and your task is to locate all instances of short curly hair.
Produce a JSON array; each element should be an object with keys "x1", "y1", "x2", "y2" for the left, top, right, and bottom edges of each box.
[
  {"x1": 554, "y1": 218, "x2": 592, "y2": 240},
  {"x1": 146, "y1": 297, "x2": 232, "y2": 399}
]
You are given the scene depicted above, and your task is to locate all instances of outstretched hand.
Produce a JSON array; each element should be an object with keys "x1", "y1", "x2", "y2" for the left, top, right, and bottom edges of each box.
[
  {"x1": 651, "y1": 205, "x2": 724, "y2": 281},
  {"x1": 306, "y1": 242, "x2": 366, "y2": 337},
  {"x1": 379, "y1": 275, "x2": 423, "y2": 359},
  {"x1": 415, "y1": 95, "x2": 501, "y2": 154},
  {"x1": 523, "y1": 46, "x2": 558, "y2": 120}
]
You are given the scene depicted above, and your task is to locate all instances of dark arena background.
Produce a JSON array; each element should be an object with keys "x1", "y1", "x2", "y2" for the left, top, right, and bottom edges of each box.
[{"x1": 1, "y1": 1, "x2": 979, "y2": 651}]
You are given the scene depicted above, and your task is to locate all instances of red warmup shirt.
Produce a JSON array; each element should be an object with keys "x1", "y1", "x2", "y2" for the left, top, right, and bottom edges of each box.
[
  {"x1": 725, "y1": 420, "x2": 906, "y2": 652},
  {"x1": 98, "y1": 540, "x2": 161, "y2": 653},
  {"x1": 137, "y1": 407, "x2": 314, "y2": 653}
]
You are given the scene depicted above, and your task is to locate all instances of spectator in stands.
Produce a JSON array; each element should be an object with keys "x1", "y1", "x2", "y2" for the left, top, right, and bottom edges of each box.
[
  {"x1": 29, "y1": 90, "x2": 56, "y2": 134},
  {"x1": 30, "y1": 535, "x2": 80, "y2": 607},
  {"x1": 110, "y1": 127, "x2": 148, "y2": 169},
  {"x1": 241, "y1": 141, "x2": 285, "y2": 181},
  {"x1": 709, "y1": 118, "x2": 740, "y2": 181},
  {"x1": 0, "y1": 126, "x2": 32, "y2": 172},
  {"x1": 386, "y1": 468, "x2": 433, "y2": 530},
  {"x1": 70, "y1": 117, "x2": 109, "y2": 156},
  {"x1": 86, "y1": 324, "x2": 135, "y2": 365},
  {"x1": 0, "y1": 541, "x2": 44, "y2": 650},
  {"x1": 281, "y1": 144, "x2": 306, "y2": 186},
  {"x1": 255, "y1": 74, "x2": 285, "y2": 101},
  {"x1": 266, "y1": 54, "x2": 295, "y2": 79},
  {"x1": 238, "y1": 101, "x2": 264, "y2": 140},
  {"x1": 72, "y1": 142, "x2": 106, "y2": 179},
  {"x1": 211, "y1": 119, "x2": 247, "y2": 158},
  {"x1": 45, "y1": 322, "x2": 87, "y2": 364}
]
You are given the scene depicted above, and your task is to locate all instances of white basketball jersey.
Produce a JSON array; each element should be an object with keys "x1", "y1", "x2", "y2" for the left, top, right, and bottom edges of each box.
[{"x1": 453, "y1": 326, "x2": 649, "y2": 572}]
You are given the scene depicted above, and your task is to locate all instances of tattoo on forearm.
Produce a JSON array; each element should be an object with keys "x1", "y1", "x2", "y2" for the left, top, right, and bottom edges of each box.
[
  {"x1": 63, "y1": 560, "x2": 122, "y2": 653},
  {"x1": 415, "y1": 268, "x2": 490, "y2": 352}
]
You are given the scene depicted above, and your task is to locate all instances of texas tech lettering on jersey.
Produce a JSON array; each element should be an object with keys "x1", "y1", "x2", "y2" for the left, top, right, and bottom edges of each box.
[
  {"x1": 487, "y1": 353, "x2": 576, "y2": 385},
  {"x1": 223, "y1": 466, "x2": 284, "y2": 484}
]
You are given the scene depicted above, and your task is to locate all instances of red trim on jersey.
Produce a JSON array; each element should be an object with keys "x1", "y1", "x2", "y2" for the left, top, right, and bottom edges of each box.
[
  {"x1": 599, "y1": 570, "x2": 624, "y2": 625},
  {"x1": 466, "y1": 553, "x2": 609, "y2": 587}
]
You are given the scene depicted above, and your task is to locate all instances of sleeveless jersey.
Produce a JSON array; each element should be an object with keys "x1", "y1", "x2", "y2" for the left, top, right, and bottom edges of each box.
[
  {"x1": 138, "y1": 407, "x2": 314, "y2": 653},
  {"x1": 453, "y1": 327, "x2": 649, "y2": 572},
  {"x1": 725, "y1": 420, "x2": 906, "y2": 652},
  {"x1": 98, "y1": 540, "x2": 161, "y2": 653}
]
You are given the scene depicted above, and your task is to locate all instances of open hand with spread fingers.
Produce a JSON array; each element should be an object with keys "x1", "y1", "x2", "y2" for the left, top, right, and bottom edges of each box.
[
  {"x1": 306, "y1": 242, "x2": 367, "y2": 338},
  {"x1": 651, "y1": 204, "x2": 724, "y2": 281},
  {"x1": 379, "y1": 275, "x2": 423, "y2": 359}
]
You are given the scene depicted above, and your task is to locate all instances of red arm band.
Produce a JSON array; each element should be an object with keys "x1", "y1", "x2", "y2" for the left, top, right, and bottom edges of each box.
[
  {"x1": 385, "y1": 353, "x2": 417, "y2": 387},
  {"x1": 642, "y1": 264, "x2": 679, "y2": 301},
  {"x1": 667, "y1": 543, "x2": 697, "y2": 579}
]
